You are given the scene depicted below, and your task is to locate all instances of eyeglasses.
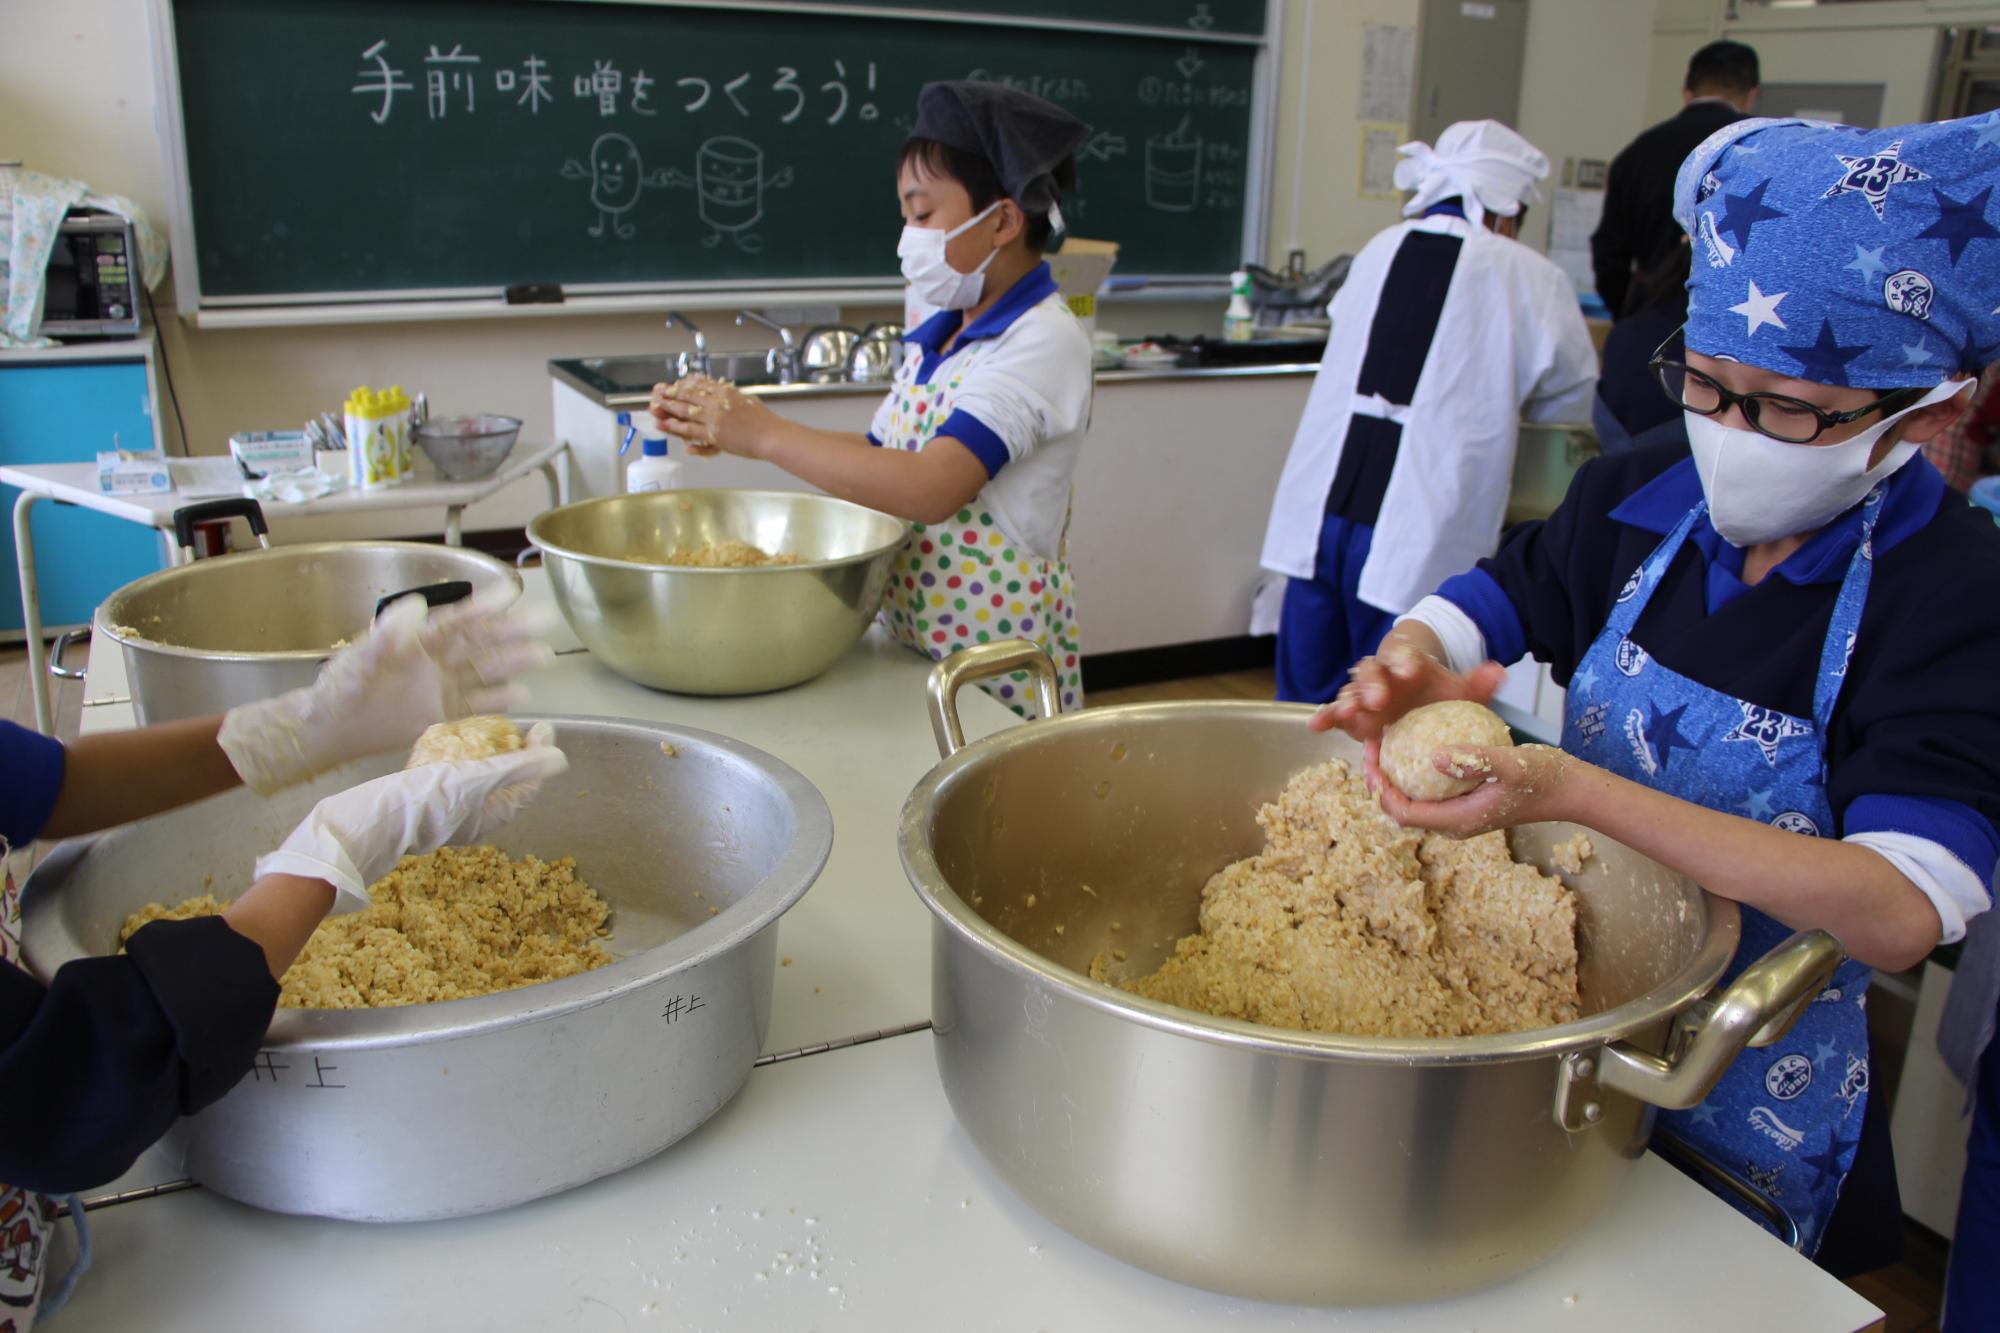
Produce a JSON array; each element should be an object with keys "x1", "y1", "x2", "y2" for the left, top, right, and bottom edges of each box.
[{"x1": 1647, "y1": 332, "x2": 1924, "y2": 445}]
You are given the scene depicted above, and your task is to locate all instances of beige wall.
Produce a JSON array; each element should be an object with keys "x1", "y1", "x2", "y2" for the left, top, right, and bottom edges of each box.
[
  {"x1": 1649, "y1": 0, "x2": 2000, "y2": 127},
  {"x1": 5, "y1": 0, "x2": 1746, "y2": 497},
  {"x1": 1262, "y1": 0, "x2": 1422, "y2": 266},
  {"x1": 1261, "y1": 0, "x2": 1657, "y2": 267},
  {"x1": 1516, "y1": 0, "x2": 1657, "y2": 256}
]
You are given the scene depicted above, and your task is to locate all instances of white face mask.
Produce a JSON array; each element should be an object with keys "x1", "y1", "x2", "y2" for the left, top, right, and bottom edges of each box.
[
  {"x1": 1686, "y1": 377, "x2": 1969, "y2": 547},
  {"x1": 898, "y1": 201, "x2": 1002, "y2": 312}
]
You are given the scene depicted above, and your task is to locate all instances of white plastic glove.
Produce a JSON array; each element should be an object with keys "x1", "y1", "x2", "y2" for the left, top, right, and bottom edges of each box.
[
  {"x1": 218, "y1": 586, "x2": 553, "y2": 796},
  {"x1": 254, "y1": 723, "x2": 568, "y2": 911}
]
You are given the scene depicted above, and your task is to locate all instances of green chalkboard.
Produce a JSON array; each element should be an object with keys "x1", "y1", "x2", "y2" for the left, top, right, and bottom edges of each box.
[
  {"x1": 167, "y1": 0, "x2": 1264, "y2": 302},
  {"x1": 802, "y1": 1, "x2": 1267, "y2": 39}
]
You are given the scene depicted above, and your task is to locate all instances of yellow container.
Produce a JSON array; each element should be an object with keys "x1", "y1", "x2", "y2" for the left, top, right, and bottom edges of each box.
[{"x1": 344, "y1": 384, "x2": 412, "y2": 489}]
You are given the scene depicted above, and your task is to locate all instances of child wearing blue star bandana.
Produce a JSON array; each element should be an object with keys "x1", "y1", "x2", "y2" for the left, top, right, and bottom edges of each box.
[{"x1": 1320, "y1": 111, "x2": 2000, "y2": 1289}]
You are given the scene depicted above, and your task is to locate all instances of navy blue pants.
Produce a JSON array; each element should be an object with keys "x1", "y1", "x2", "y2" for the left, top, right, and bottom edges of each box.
[
  {"x1": 1275, "y1": 514, "x2": 1398, "y2": 704},
  {"x1": 1946, "y1": 1028, "x2": 2000, "y2": 1330}
]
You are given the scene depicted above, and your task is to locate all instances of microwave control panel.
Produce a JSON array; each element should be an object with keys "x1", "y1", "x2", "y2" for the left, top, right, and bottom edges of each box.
[
  {"x1": 90, "y1": 232, "x2": 137, "y2": 324},
  {"x1": 43, "y1": 215, "x2": 143, "y2": 338}
]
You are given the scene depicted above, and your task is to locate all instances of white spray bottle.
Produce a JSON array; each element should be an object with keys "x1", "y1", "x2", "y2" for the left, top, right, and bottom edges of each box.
[{"x1": 618, "y1": 411, "x2": 683, "y2": 493}]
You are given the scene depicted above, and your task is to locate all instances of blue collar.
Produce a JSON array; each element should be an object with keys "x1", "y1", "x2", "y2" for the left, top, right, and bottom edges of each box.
[
  {"x1": 904, "y1": 262, "x2": 1059, "y2": 368},
  {"x1": 1609, "y1": 455, "x2": 1946, "y2": 607},
  {"x1": 1422, "y1": 200, "x2": 1467, "y2": 219}
]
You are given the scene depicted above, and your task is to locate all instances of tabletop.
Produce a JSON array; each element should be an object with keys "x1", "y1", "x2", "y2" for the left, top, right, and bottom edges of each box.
[
  {"x1": 0, "y1": 438, "x2": 568, "y2": 529},
  {"x1": 49, "y1": 1031, "x2": 1882, "y2": 1333}
]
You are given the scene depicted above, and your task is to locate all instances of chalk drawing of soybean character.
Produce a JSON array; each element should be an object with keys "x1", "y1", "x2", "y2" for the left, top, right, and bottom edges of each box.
[
  {"x1": 662, "y1": 136, "x2": 794, "y2": 253},
  {"x1": 560, "y1": 133, "x2": 672, "y2": 239}
]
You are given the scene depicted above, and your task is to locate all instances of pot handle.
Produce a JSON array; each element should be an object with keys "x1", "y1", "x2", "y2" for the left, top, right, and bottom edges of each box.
[
  {"x1": 1556, "y1": 928, "x2": 1843, "y2": 1131},
  {"x1": 1649, "y1": 1127, "x2": 1805, "y2": 1252},
  {"x1": 47, "y1": 627, "x2": 89, "y2": 680},
  {"x1": 172, "y1": 499, "x2": 271, "y2": 559},
  {"x1": 925, "y1": 639, "x2": 1061, "y2": 758},
  {"x1": 373, "y1": 580, "x2": 475, "y2": 622}
]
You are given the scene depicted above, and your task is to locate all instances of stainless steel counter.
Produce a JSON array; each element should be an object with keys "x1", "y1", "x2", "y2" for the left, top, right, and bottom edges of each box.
[{"x1": 547, "y1": 356, "x2": 1319, "y2": 411}]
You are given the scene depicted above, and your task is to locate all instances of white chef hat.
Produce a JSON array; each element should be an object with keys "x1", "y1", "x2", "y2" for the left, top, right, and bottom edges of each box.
[{"x1": 1394, "y1": 120, "x2": 1550, "y2": 225}]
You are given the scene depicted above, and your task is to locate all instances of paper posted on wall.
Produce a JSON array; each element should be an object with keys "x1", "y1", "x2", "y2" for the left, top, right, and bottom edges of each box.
[
  {"x1": 1358, "y1": 24, "x2": 1416, "y2": 124},
  {"x1": 1548, "y1": 187, "x2": 1606, "y2": 298},
  {"x1": 1359, "y1": 123, "x2": 1406, "y2": 200}
]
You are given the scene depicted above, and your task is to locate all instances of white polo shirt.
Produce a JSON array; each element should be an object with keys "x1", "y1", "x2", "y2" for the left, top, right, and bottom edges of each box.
[{"x1": 869, "y1": 263, "x2": 1093, "y2": 561}]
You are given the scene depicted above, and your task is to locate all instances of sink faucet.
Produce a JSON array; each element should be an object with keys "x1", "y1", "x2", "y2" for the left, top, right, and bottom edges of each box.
[
  {"x1": 736, "y1": 310, "x2": 800, "y2": 384},
  {"x1": 664, "y1": 311, "x2": 708, "y2": 378}
]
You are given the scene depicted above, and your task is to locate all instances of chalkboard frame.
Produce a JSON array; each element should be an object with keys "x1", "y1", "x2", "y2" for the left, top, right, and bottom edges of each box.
[{"x1": 147, "y1": 0, "x2": 1282, "y2": 326}]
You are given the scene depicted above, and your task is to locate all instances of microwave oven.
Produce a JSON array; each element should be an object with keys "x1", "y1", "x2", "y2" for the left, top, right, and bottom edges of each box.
[{"x1": 39, "y1": 210, "x2": 142, "y2": 339}]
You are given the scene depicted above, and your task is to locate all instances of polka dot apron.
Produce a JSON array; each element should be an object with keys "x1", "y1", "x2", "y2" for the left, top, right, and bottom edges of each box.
[{"x1": 875, "y1": 345, "x2": 1083, "y2": 717}]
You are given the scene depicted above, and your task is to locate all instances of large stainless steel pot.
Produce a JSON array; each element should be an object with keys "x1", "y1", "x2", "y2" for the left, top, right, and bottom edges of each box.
[
  {"x1": 97, "y1": 502, "x2": 520, "y2": 724},
  {"x1": 23, "y1": 714, "x2": 831, "y2": 1222},
  {"x1": 898, "y1": 642, "x2": 1842, "y2": 1306},
  {"x1": 527, "y1": 488, "x2": 908, "y2": 695}
]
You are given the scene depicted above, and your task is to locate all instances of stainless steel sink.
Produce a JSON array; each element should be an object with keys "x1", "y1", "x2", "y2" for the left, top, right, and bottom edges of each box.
[
  {"x1": 558, "y1": 352, "x2": 779, "y2": 396},
  {"x1": 549, "y1": 352, "x2": 891, "y2": 408}
]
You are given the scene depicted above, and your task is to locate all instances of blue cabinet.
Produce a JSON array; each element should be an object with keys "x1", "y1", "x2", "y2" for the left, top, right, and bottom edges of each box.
[{"x1": 0, "y1": 354, "x2": 170, "y2": 633}]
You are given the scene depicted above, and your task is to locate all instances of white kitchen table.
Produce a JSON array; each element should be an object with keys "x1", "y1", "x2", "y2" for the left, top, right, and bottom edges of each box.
[
  {"x1": 56, "y1": 580, "x2": 1882, "y2": 1331},
  {"x1": 48, "y1": 1031, "x2": 1882, "y2": 1333},
  {"x1": 6, "y1": 439, "x2": 569, "y2": 735}
]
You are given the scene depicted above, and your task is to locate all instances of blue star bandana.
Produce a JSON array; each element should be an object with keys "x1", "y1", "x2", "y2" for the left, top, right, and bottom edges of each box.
[{"x1": 1674, "y1": 112, "x2": 2000, "y2": 387}]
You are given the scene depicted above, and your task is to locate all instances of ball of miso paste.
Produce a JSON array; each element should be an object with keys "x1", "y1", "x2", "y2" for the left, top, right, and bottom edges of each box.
[
  {"x1": 1378, "y1": 700, "x2": 1513, "y2": 801},
  {"x1": 406, "y1": 715, "x2": 523, "y2": 769}
]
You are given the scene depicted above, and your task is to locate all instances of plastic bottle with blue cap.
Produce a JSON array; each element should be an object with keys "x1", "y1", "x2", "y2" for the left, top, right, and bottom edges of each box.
[{"x1": 619, "y1": 411, "x2": 683, "y2": 493}]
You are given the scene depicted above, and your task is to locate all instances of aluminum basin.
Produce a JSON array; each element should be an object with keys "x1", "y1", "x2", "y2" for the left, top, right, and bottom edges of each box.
[
  {"x1": 97, "y1": 541, "x2": 521, "y2": 724},
  {"x1": 896, "y1": 645, "x2": 1843, "y2": 1304},
  {"x1": 22, "y1": 714, "x2": 832, "y2": 1222}
]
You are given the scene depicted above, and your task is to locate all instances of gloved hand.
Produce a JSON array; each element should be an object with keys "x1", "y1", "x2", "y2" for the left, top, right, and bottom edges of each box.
[
  {"x1": 218, "y1": 587, "x2": 552, "y2": 796},
  {"x1": 254, "y1": 723, "x2": 567, "y2": 910}
]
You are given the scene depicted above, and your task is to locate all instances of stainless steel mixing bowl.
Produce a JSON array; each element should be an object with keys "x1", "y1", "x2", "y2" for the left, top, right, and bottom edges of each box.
[
  {"x1": 97, "y1": 541, "x2": 521, "y2": 724},
  {"x1": 527, "y1": 489, "x2": 910, "y2": 694},
  {"x1": 897, "y1": 642, "x2": 1843, "y2": 1305},
  {"x1": 22, "y1": 714, "x2": 832, "y2": 1222}
]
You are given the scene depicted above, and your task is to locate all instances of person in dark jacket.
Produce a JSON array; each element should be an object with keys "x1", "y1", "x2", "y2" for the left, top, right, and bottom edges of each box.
[
  {"x1": 1591, "y1": 40, "x2": 1759, "y2": 318},
  {"x1": 1592, "y1": 239, "x2": 1692, "y2": 454}
]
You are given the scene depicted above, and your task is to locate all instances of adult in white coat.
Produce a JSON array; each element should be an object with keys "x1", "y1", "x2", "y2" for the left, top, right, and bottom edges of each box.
[{"x1": 1261, "y1": 120, "x2": 1598, "y2": 702}]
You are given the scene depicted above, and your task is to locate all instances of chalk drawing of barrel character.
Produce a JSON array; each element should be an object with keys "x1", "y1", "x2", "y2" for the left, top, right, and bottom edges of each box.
[
  {"x1": 560, "y1": 133, "x2": 673, "y2": 239},
  {"x1": 663, "y1": 137, "x2": 795, "y2": 253},
  {"x1": 1145, "y1": 116, "x2": 1204, "y2": 213}
]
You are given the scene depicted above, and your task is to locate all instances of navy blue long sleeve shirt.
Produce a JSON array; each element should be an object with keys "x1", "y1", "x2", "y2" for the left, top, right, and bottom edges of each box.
[
  {"x1": 1, "y1": 720, "x2": 277, "y2": 1194},
  {"x1": 1437, "y1": 444, "x2": 2000, "y2": 896}
]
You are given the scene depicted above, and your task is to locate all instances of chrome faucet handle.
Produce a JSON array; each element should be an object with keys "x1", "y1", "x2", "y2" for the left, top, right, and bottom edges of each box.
[
  {"x1": 735, "y1": 309, "x2": 796, "y2": 349},
  {"x1": 738, "y1": 310, "x2": 800, "y2": 384},
  {"x1": 665, "y1": 311, "x2": 709, "y2": 376}
]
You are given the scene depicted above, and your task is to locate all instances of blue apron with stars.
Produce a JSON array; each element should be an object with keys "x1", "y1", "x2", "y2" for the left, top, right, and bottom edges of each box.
[{"x1": 1562, "y1": 491, "x2": 1882, "y2": 1257}]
